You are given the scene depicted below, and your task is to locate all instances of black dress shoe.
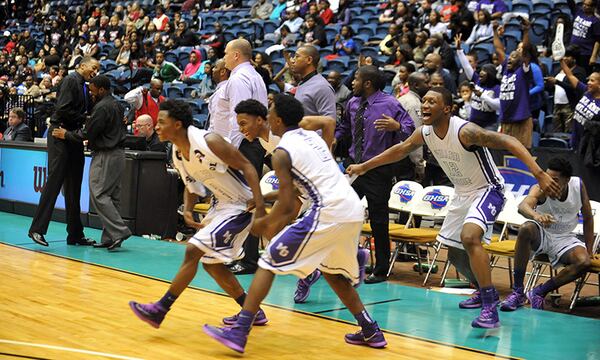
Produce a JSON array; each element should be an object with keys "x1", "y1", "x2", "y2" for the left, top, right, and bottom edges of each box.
[
  {"x1": 67, "y1": 237, "x2": 96, "y2": 246},
  {"x1": 365, "y1": 265, "x2": 374, "y2": 275},
  {"x1": 28, "y1": 232, "x2": 48, "y2": 246},
  {"x1": 230, "y1": 263, "x2": 257, "y2": 275},
  {"x1": 108, "y1": 237, "x2": 128, "y2": 251},
  {"x1": 93, "y1": 242, "x2": 113, "y2": 248},
  {"x1": 364, "y1": 274, "x2": 387, "y2": 284}
]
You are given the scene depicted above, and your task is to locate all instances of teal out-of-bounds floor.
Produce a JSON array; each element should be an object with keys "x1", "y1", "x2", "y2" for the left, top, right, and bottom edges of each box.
[{"x1": 1, "y1": 212, "x2": 599, "y2": 360}]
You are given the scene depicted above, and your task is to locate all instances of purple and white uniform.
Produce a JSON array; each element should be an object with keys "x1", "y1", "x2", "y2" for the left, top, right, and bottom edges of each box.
[
  {"x1": 172, "y1": 126, "x2": 254, "y2": 264},
  {"x1": 258, "y1": 128, "x2": 365, "y2": 283},
  {"x1": 422, "y1": 116, "x2": 506, "y2": 250}
]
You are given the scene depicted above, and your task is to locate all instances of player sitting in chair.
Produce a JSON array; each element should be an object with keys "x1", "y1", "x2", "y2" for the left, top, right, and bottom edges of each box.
[{"x1": 500, "y1": 158, "x2": 593, "y2": 311}]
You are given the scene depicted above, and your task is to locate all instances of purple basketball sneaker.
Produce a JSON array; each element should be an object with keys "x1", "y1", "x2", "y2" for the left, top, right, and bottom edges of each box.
[
  {"x1": 527, "y1": 288, "x2": 545, "y2": 310},
  {"x1": 500, "y1": 288, "x2": 527, "y2": 311},
  {"x1": 355, "y1": 248, "x2": 370, "y2": 288},
  {"x1": 344, "y1": 328, "x2": 387, "y2": 348},
  {"x1": 223, "y1": 309, "x2": 268, "y2": 326},
  {"x1": 459, "y1": 289, "x2": 499, "y2": 309},
  {"x1": 129, "y1": 301, "x2": 167, "y2": 328},
  {"x1": 293, "y1": 270, "x2": 322, "y2": 303},
  {"x1": 471, "y1": 304, "x2": 501, "y2": 329},
  {"x1": 203, "y1": 324, "x2": 249, "y2": 354}
]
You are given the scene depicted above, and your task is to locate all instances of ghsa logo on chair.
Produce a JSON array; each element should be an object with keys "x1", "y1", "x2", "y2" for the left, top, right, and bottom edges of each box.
[
  {"x1": 394, "y1": 184, "x2": 416, "y2": 203},
  {"x1": 266, "y1": 174, "x2": 279, "y2": 190},
  {"x1": 423, "y1": 189, "x2": 449, "y2": 209}
]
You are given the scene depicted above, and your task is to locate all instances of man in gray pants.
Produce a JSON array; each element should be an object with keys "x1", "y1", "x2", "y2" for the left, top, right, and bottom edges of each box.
[{"x1": 86, "y1": 75, "x2": 132, "y2": 250}]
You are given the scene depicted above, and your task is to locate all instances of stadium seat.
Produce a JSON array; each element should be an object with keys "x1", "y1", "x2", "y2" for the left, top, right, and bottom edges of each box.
[
  {"x1": 511, "y1": 0, "x2": 533, "y2": 13},
  {"x1": 539, "y1": 137, "x2": 570, "y2": 149},
  {"x1": 166, "y1": 86, "x2": 184, "y2": 98}
]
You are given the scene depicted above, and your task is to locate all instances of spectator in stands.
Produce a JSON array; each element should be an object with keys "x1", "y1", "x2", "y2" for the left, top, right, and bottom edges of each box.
[
  {"x1": 475, "y1": 0, "x2": 506, "y2": 20},
  {"x1": 116, "y1": 39, "x2": 131, "y2": 67},
  {"x1": 318, "y1": 1, "x2": 334, "y2": 25},
  {"x1": 196, "y1": 62, "x2": 216, "y2": 99},
  {"x1": 332, "y1": 26, "x2": 357, "y2": 57},
  {"x1": 250, "y1": 0, "x2": 274, "y2": 20},
  {"x1": 202, "y1": 22, "x2": 226, "y2": 57},
  {"x1": 335, "y1": 0, "x2": 351, "y2": 25},
  {"x1": 570, "y1": 0, "x2": 600, "y2": 74},
  {"x1": 135, "y1": 114, "x2": 167, "y2": 152},
  {"x1": 412, "y1": 30, "x2": 430, "y2": 64},
  {"x1": 174, "y1": 22, "x2": 199, "y2": 47},
  {"x1": 125, "y1": 78, "x2": 165, "y2": 127},
  {"x1": 392, "y1": 62, "x2": 416, "y2": 98},
  {"x1": 180, "y1": 49, "x2": 204, "y2": 83},
  {"x1": 426, "y1": 32, "x2": 458, "y2": 77},
  {"x1": 441, "y1": 0, "x2": 459, "y2": 23},
  {"x1": 456, "y1": 35, "x2": 499, "y2": 130},
  {"x1": 266, "y1": 8, "x2": 304, "y2": 43},
  {"x1": 493, "y1": 20, "x2": 533, "y2": 148},
  {"x1": 379, "y1": 0, "x2": 398, "y2": 23},
  {"x1": 464, "y1": 9, "x2": 492, "y2": 47},
  {"x1": 545, "y1": 46, "x2": 587, "y2": 133},
  {"x1": 108, "y1": 38, "x2": 123, "y2": 60},
  {"x1": 152, "y1": 51, "x2": 182, "y2": 83},
  {"x1": 559, "y1": 59, "x2": 600, "y2": 149},
  {"x1": 425, "y1": 10, "x2": 448, "y2": 37},
  {"x1": 336, "y1": 65, "x2": 415, "y2": 284},
  {"x1": 365, "y1": 23, "x2": 399, "y2": 56},
  {"x1": 22, "y1": 75, "x2": 41, "y2": 98},
  {"x1": 2, "y1": 107, "x2": 32, "y2": 142},
  {"x1": 153, "y1": 5, "x2": 170, "y2": 31},
  {"x1": 429, "y1": 71, "x2": 445, "y2": 88},
  {"x1": 327, "y1": 70, "x2": 352, "y2": 106},
  {"x1": 270, "y1": 0, "x2": 287, "y2": 20},
  {"x1": 421, "y1": 53, "x2": 457, "y2": 94},
  {"x1": 299, "y1": 14, "x2": 327, "y2": 47}
]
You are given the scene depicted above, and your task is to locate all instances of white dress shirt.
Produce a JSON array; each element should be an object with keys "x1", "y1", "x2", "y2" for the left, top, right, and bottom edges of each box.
[{"x1": 208, "y1": 80, "x2": 231, "y2": 137}]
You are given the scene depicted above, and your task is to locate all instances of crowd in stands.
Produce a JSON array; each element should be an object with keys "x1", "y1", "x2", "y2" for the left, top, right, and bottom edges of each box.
[{"x1": 0, "y1": 0, "x2": 599, "y2": 160}]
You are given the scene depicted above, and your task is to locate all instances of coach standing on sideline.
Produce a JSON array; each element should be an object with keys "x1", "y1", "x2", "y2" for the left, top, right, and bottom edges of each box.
[
  {"x1": 292, "y1": 45, "x2": 337, "y2": 119},
  {"x1": 220, "y1": 39, "x2": 268, "y2": 274},
  {"x1": 336, "y1": 65, "x2": 415, "y2": 284},
  {"x1": 28, "y1": 56, "x2": 100, "y2": 247},
  {"x1": 84, "y1": 75, "x2": 132, "y2": 250}
]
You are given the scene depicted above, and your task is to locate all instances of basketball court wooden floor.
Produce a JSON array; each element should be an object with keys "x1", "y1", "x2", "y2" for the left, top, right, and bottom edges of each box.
[{"x1": 1, "y1": 212, "x2": 598, "y2": 360}]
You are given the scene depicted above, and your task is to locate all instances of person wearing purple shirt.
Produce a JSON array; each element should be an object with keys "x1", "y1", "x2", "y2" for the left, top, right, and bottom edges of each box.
[
  {"x1": 560, "y1": 59, "x2": 600, "y2": 149},
  {"x1": 335, "y1": 65, "x2": 415, "y2": 284},
  {"x1": 493, "y1": 19, "x2": 533, "y2": 148},
  {"x1": 475, "y1": 0, "x2": 507, "y2": 20},
  {"x1": 570, "y1": 0, "x2": 600, "y2": 74}
]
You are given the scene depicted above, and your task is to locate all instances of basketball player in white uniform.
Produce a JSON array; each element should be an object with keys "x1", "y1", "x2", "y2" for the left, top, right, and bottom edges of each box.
[
  {"x1": 129, "y1": 99, "x2": 270, "y2": 329},
  {"x1": 500, "y1": 158, "x2": 593, "y2": 311},
  {"x1": 203, "y1": 94, "x2": 387, "y2": 353},
  {"x1": 235, "y1": 99, "x2": 369, "y2": 303},
  {"x1": 347, "y1": 87, "x2": 560, "y2": 329}
]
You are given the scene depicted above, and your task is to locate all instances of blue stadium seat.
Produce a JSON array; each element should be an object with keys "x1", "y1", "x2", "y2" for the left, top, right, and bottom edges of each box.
[
  {"x1": 532, "y1": 0, "x2": 553, "y2": 12},
  {"x1": 325, "y1": 59, "x2": 348, "y2": 73},
  {"x1": 184, "y1": 86, "x2": 198, "y2": 98},
  {"x1": 193, "y1": 114, "x2": 208, "y2": 128},
  {"x1": 512, "y1": 0, "x2": 532, "y2": 13},
  {"x1": 360, "y1": 46, "x2": 379, "y2": 59},
  {"x1": 166, "y1": 86, "x2": 183, "y2": 98}
]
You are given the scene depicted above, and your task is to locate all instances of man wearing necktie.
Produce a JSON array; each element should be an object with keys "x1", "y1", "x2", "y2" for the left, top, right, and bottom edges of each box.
[
  {"x1": 335, "y1": 65, "x2": 415, "y2": 283},
  {"x1": 28, "y1": 56, "x2": 100, "y2": 247},
  {"x1": 2, "y1": 107, "x2": 32, "y2": 142}
]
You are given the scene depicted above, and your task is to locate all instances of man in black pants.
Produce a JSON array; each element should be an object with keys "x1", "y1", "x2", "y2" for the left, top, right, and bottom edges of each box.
[
  {"x1": 335, "y1": 66, "x2": 414, "y2": 284},
  {"x1": 28, "y1": 56, "x2": 100, "y2": 246}
]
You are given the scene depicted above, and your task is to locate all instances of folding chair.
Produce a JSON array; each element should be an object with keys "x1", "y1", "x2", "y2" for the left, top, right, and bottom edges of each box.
[
  {"x1": 386, "y1": 186, "x2": 454, "y2": 278},
  {"x1": 360, "y1": 181, "x2": 422, "y2": 266}
]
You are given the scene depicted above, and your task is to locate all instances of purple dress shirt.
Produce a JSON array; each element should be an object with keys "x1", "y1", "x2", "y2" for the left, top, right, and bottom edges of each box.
[{"x1": 335, "y1": 91, "x2": 415, "y2": 162}]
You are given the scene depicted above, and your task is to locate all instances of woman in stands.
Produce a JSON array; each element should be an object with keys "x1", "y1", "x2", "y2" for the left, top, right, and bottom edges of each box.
[
  {"x1": 465, "y1": 10, "x2": 493, "y2": 47},
  {"x1": 332, "y1": 25, "x2": 357, "y2": 57}
]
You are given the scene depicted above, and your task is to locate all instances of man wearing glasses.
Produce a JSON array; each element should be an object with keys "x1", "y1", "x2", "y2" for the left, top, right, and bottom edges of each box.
[{"x1": 135, "y1": 114, "x2": 167, "y2": 152}]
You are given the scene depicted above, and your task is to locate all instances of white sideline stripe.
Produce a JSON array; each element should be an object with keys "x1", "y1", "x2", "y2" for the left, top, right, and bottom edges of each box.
[{"x1": 0, "y1": 339, "x2": 144, "y2": 360}]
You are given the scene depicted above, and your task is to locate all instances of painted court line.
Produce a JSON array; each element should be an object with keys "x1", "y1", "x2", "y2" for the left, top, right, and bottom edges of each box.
[
  {"x1": 0, "y1": 339, "x2": 144, "y2": 360},
  {"x1": 314, "y1": 298, "x2": 403, "y2": 314}
]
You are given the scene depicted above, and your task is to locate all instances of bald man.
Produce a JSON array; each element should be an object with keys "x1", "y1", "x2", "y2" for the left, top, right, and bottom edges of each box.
[
  {"x1": 124, "y1": 78, "x2": 166, "y2": 128},
  {"x1": 327, "y1": 70, "x2": 352, "y2": 105},
  {"x1": 291, "y1": 45, "x2": 336, "y2": 119},
  {"x1": 135, "y1": 114, "x2": 166, "y2": 152},
  {"x1": 420, "y1": 53, "x2": 456, "y2": 94},
  {"x1": 222, "y1": 38, "x2": 269, "y2": 275}
]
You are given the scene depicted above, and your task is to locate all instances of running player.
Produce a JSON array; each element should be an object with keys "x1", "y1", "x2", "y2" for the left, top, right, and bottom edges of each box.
[
  {"x1": 347, "y1": 87, "x2": 560, "y2": 328},
  {"x1": 500, "y1": 158, "x2": 593, "y2": 311},
  {"x1": 128, "y1": 99, "x2": 269, "y2": 328},
  {"x1": 203, "y1": 94, "x2": 386, "y2": 353}
]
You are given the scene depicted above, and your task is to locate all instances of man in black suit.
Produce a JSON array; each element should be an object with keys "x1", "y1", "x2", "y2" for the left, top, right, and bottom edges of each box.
[
  {"x1": 28, "y1": 56, "x2": 100, "y2": 247},
  {"x1": 3, "y1": 107, "x2": 32, "y2": 141}
]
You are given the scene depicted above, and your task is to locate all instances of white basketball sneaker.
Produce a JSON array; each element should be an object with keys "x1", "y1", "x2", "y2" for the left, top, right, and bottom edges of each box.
[{"x1": 552, "y1": 23, "x2": 566, "y2": 61}]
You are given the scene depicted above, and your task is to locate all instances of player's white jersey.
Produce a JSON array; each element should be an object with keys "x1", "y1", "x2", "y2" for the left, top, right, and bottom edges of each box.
[
  {"x1": 259, "y1": 131, "x2": 281, "y2": 155},
  {"x1": 536, "y1": 177, "x2": 582, "y2": 235},
  {"x1": 276, "y1": 128, "x2": 364, "y2": 223},
  {"x1": 422, "y1": 116, "x2": 504, "y2": 195},
  {"x1": 172, "y1": 126, "x2": 252, "y2": 210}
]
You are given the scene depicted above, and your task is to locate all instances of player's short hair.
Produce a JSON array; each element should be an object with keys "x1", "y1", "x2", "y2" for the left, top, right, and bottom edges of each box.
[
  {"x1": 89, "y1": 74, "x2": 111, "y2": 90},
  {"x1": 547, "y1": 158, "x2": 573, "y2": 178},
  {"x1": 430, "y1": 87, "x2": 453, "y2": 107},
  {"x1": 159, "y1": 99, "x2": 193, "y2": 128},
  {"x1": 272, "y1": 94, "x2": 304, "y2": 127},
  {"x1": 235, "y1": 99, "x2": 267, "y2": 119}
]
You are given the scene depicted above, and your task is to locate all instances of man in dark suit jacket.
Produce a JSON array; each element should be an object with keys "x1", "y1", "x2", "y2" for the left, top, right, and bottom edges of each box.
[{"x1": 3, "y1": 107, "x2": 32, "y2": 141}]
